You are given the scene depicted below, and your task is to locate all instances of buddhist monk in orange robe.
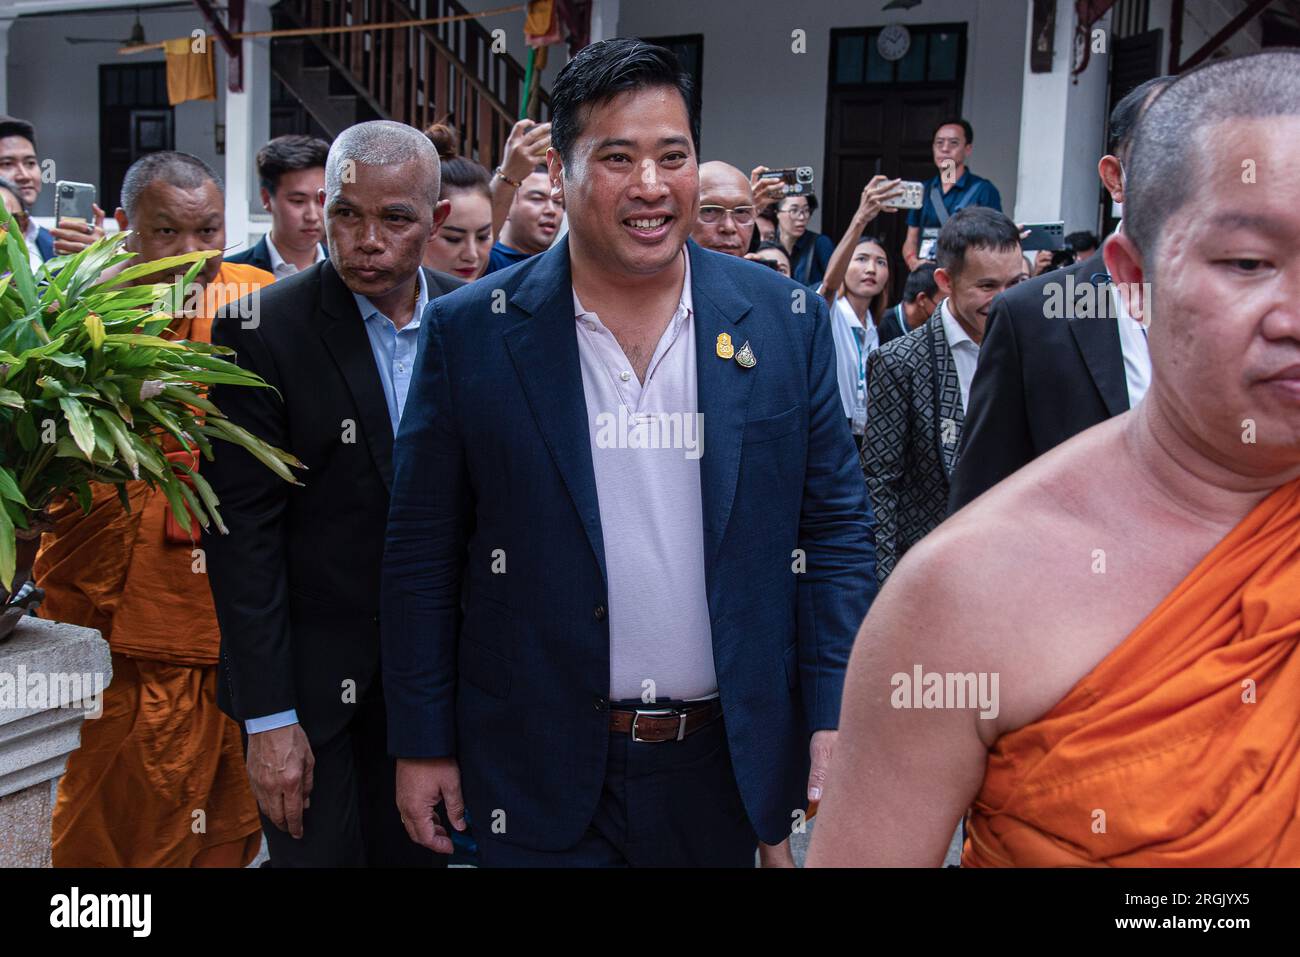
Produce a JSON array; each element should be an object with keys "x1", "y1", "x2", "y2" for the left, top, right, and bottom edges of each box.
[
  {"x1": 808, "y1": 52, "x2": 1300, "y2": 867},
  {"x1": 38, "y1": 153, "x2": 273, "y2": 867}
]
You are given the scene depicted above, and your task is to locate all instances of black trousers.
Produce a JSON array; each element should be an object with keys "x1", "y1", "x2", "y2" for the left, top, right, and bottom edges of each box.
[
  {"x1": 476, "y1": 715, "x2": 758, "y2": 867},
  {"x1": 250, "y1": 688, "x2": 444, "y2": 868}
]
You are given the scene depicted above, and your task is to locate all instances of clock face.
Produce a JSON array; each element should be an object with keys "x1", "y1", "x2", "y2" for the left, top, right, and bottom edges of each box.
[{"x1": 877, "y1": 24, "x2": 911, "y2": 62}]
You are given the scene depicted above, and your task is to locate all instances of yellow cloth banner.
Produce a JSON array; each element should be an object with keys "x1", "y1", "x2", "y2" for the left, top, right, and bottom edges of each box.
[{"x1": 163, "y1": 36, "x2": 216, "y2": 106}]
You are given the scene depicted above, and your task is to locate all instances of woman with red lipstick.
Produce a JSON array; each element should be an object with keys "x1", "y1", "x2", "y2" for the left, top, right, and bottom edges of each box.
[{"x1": 422, "y1": 124, "x2": 494, "y2": 282}]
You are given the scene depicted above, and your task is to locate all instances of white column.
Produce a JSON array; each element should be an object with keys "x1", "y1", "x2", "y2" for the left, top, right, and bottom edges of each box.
[
  {"x1": 0, "y1": 15, "x2": 13, "y2": 116},
  {"x1": 589, "y1": 0, "x2": 620, "y2": 43},
  {"x1": 223, "y1": 0, "x2": 272, "y2": 253},
  {"x1": 1012, "y1": 0, "x2": 1111, "y2": 233}
]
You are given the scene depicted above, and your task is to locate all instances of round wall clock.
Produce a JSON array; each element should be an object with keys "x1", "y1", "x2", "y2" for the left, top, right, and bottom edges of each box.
[{"x1": 877, "y1": 23, "x2": 912, "y2": 62}]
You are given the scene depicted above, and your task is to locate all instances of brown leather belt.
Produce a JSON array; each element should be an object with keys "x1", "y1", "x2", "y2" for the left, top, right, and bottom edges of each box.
[{"x1": 608, "y1": 700, "x2": 723, "y2": 743}]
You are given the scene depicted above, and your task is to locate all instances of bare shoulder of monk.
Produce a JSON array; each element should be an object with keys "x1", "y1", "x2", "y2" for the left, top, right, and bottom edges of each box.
[{"x1": 891, "y1": 416, "x2": 1225, "y2": 742}]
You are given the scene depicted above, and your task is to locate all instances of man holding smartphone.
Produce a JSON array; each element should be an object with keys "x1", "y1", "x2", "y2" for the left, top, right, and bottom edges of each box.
[
  {"x1": 0, "y1": 114, "x2": 104, "y2": 260},
  {"x1": 901, "y1": 118, "x2": 1002, "y2": 271}
]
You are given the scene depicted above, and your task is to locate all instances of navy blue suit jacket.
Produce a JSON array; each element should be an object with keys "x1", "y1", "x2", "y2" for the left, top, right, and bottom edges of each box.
[{"x1": 381, "y1": 237, "x2": 877, "y2": 849}]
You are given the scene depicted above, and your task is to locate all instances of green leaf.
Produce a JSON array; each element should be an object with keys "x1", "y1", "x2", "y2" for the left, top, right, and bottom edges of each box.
[
  {"x1": 15, "y1": 412, "x2": 37, "y2": 451},
  {"x1": 84, "y1": 312, "x2": 106, "y2": 350},
  {"x1": 0, "y1": 499, "x2": 14, "y2": 595},
  {"x1": 96, "y1": 250, "x2": 220, "y2": 291},
  {"x1": 0, "y1": 467, "x2": 27, "y2": 507},
  {"x1": 160, "y1": 384, "x2": 221, "y2": 416},
  {"x1": 0, "y1": 387, "x2": 23, "y2": 409},
  {"x1": 2, "y1": 228, "x2": 37, "y2": 313},
  {"x1": 102, "y1": 333, "x2": 190, "y2": 350},
  {"x1": 58, "y1": 396, "x2": 96, "y2": 458},
  {"x1": 186, "y1": 466, "x2": 226, "y2": 533},
  {"x1": 157, "y1": 473, "x2": 193, "y2": 536}
]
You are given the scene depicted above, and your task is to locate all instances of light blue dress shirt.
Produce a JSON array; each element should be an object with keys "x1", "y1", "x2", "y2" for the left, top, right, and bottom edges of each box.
[{"x1": 245, "y1": 271, "x2": 430, "y2": 735}]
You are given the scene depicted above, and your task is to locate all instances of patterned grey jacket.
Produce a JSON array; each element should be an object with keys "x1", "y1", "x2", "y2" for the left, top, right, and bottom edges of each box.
[{"x1": 862, "y1": 310, "x2": 965, "y2": 584}]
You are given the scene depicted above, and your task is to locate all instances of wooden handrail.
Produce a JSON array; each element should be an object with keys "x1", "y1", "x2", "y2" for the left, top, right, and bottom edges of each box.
[{"x1": 283, "y1": 0, "x2": 549, "y2": 166}]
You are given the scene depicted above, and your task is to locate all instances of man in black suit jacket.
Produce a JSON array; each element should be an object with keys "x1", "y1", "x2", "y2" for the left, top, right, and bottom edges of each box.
[
  {"x1": 203, "y1": 121, "x2": 457, "y2": 866},
  {"x1": 225, "y1": 135, "x2": 330, "y2": 279},
  {"x1": 948, "y1": 76, "x2": 1172, "y2": 513}
]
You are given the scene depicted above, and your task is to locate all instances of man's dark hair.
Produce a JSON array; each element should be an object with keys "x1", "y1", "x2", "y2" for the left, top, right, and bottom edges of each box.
[
  {"x1": 902, "y1": 262, "x2": 939, "y2": 303},
  {"x1": 121, "y1": 151, "x2": 223, "y2": 220},
  {"x1": 0, "y1": 115, "x2": 36, "y2": 148},
  {"x1": 1065, "y1": 230, "x2": 1099, "y2": 253},
  {"x1": 934, "y1": 117, "x2": 974, "y2": 145},
  {"x1": 256, "y1": 134, "x2": 330, "y2": 194},
  {"x1": 550, "y1": 38, "x2": 699, "y2": 165},
  {"x1": 1107, "y1": 75, "x2": 1174, "y2": 159},
  {"x1": 936, "y1": 206, "x2": 1021, "y2": 275},
  {"x1": 1127, "y1": 51, "x2": 1300, "y2": 258}
]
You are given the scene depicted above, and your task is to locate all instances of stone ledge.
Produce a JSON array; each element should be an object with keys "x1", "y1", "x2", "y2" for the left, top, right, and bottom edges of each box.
[{"x1": 0, "y1": 616, "x2": 112, "y2": 800}]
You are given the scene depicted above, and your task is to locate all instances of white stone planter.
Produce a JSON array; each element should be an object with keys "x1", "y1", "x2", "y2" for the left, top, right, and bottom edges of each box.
[{"x1": 0, "y1": 616, "x2": 111, "y2": 867}]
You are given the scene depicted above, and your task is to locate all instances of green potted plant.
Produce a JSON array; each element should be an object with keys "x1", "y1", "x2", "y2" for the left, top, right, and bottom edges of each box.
[{"x1": 0, "y1": 208, "x2": 302, "y2": 640}]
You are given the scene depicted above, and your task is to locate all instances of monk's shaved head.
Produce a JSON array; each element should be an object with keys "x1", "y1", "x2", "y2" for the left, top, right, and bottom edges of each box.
[
  {"x1": 1105, "y1": 50, "x2": 1300, "y2": 478},
  {"x1": 1126, "y1": 51, "x2": 1300, "y2": 259}
]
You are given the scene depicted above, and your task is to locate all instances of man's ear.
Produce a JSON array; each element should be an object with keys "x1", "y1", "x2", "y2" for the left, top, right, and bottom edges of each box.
[
  {"x1": 934, "y1": 266, "x2": 954, "y2": 299},
  {"x1": 316, "y1": 188, "x2": 327, "y2": 208},
  {"x1": 113, "y1": 208, "x2": 130, "y2": 239},
  {"x1": 430, "y1": 198, "x2": 451, "y2": 235},
  {"x1": 546, "y1": 146, "x2": 565, "y2": 207},
  {"x1": 1098, "y1": 155, "x2": 1124, "y2": 205},
  {"x1": 1104, "y1": 231, "x2": 1142, "y2": 287},
  {"x1": 260, "y1": 186, "x2": 273, "y2": 212}
]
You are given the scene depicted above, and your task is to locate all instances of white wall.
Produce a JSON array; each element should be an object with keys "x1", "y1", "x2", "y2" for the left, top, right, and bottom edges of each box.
[
  {"x1": 1014, "y1": 2, "x2": 1111, "y2": 232},
  {"x1": 459, "y1": 0, "x2": 1028, "y2": 233},
  {"x1": 616, "y1": 0, "x2": 1028, "y2": 232},
  {"x1": 5, "y1": 5, "x2": 225, "y2": 216}
]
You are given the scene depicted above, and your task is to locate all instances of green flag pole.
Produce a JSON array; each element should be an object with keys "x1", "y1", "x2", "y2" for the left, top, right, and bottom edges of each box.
[{"x1": 520, "y1": 47, "x2": 537, "y2": 120}]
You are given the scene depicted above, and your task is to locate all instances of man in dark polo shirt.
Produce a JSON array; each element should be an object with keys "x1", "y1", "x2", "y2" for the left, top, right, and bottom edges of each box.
[{"x1": 902, "y1": 118, "x2": 1002, "y2": 270}]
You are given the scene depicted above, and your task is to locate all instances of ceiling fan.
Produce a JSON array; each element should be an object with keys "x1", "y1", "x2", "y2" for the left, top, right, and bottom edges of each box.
[{"x1": 65, "y1": 8, "x2": 146, "y2": 46}]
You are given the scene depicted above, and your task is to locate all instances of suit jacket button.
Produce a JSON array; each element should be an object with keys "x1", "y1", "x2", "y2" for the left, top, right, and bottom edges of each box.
[
  {"x1": 593, "y1": 604, "x2": 607, "y2": 621},
  {"x1": 593, "y1": 697, "x2": 607, "y2": 712}
]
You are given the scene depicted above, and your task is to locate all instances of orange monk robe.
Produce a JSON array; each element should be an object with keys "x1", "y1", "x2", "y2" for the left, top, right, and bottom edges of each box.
[
  {"x1": 964, "y1": 478, "x2": 1300, "y2": 867},
  {"x1": 39, "y1": 261, "x2": 273, "y2": 867}
]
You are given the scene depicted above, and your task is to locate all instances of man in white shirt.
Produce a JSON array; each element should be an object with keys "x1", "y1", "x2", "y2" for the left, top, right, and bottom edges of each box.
[
  {"x1": 226, "y1": 135, "x2": 329, "y2": 278},
  {"x1": 863, "y1": 207, "x2": 1026, "y2": 582}
]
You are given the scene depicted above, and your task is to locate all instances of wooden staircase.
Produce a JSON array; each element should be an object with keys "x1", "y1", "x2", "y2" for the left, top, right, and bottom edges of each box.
[{"x1": 274, "y1": 0, "x2": 552, "y2": 168}]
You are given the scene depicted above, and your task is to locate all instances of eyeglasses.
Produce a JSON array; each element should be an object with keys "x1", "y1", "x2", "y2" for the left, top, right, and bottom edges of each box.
[
  {"x1": 780, "y1": 206, "x2": 811, "y2": 219},
  {"x1": 697, "y1": 204, "x2": 755, "y2": 226}
]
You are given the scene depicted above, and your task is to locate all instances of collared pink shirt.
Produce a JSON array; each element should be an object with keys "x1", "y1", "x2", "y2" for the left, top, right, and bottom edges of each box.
[{"x1": 573, "y1": 252, "x2": 717, "y2": 701}]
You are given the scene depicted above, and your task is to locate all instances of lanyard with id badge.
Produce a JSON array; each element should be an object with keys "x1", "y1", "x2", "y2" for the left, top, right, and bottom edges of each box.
[
  {"x1": 850, "y1": 324, "x2": 870, "y2": 436},
  {"x1": 917, "y1": 184, "x2": 951, "y2": 263}
]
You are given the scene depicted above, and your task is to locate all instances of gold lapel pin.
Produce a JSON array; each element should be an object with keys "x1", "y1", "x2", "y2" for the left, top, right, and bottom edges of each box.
[
  {"x1": 735, "y1": 340, "x2": 756, "y2": 369},
  {"x1": 716, "y1": 332, "x2": 735, "y2": 360}
]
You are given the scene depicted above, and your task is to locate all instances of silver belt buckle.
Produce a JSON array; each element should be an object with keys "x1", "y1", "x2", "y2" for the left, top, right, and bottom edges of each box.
[{"x1": 630, "y1": 708, "x2": 687, "y2": 743}]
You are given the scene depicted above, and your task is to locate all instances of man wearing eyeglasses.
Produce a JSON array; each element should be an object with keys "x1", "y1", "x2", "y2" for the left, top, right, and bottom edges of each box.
[
  {"x1": 691, "y1": 161, "x2": 758, "y2": 257},
  {"x1": 776, "y1": 194, "x2": 836, "y2": 287},
  {"x1": 901, "y1": 118, "x2": 1002, "y2": 272}
]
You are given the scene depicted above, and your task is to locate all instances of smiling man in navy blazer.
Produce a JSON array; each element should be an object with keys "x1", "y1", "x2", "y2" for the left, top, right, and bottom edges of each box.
[{"x1": 381, "y1": 38, "x2": 877, "y2": 867}]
